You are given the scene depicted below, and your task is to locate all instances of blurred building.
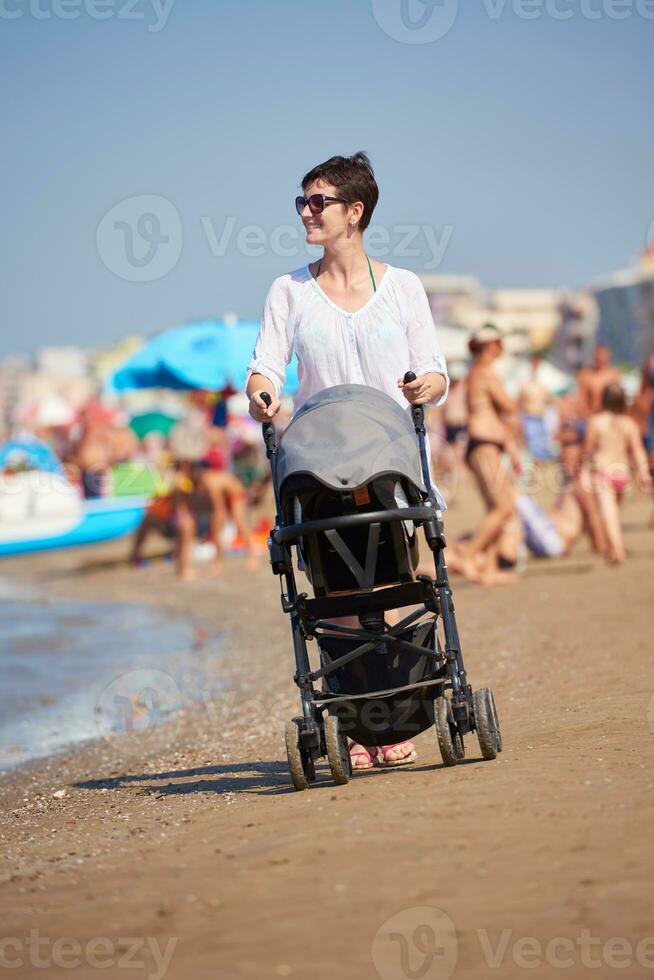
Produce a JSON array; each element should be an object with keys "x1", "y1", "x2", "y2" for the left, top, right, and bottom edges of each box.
[
  {"x1": 35, "y1": 346, "x2": 88, "y2": 378},
  {"x1": 0, "y1": 356, "x2": 29, "y2": 436},
  {"x1": 419, "y1": 274, "x2": 581, "y2": 360},
  {"x1": 591, "y1": 251, "x2": 654, "y2": 367},
  {"x1": 549, "y1": 292, "x2": 598, "y2": 373}
]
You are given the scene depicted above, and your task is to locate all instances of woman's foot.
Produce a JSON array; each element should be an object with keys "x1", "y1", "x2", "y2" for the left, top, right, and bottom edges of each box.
[
  {"x1": 348, "y1": 741, "x2": 375, "y2": 770},
  {"x1": 376, "y1": 741, "x2": 417, "y2": 767}
]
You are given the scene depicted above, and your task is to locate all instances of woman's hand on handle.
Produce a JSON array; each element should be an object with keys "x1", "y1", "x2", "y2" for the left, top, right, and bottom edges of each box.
[
  {"x1": 397, "y1": 372, "x2": 445, "y2": 406},
  {"x1": 249, "y1": 390, "x2": 281, "y2": 422}
]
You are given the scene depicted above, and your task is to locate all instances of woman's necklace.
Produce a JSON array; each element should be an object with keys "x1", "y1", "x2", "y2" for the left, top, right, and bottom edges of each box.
[{"x1": 313, "y1": 255, "x2": 377, "y2": 292}]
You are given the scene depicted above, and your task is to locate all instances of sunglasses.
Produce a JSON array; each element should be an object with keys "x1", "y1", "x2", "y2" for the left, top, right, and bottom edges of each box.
[{"x1": 295, "y1": 193, "x2": 347, "y2": 216}]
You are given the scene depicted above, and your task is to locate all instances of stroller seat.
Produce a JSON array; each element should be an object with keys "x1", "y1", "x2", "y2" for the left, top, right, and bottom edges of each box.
[{"x1": 284, "y1": 473, "x2": 419, "y2": 597}]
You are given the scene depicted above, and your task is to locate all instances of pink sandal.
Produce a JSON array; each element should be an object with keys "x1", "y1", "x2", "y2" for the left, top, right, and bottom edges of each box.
[
  {"x1": 349, "y1": 743, "x2": 375, "y2": 770},
  {"x1": 376, "y1": 742, "x2": 418, "y2": 768}
]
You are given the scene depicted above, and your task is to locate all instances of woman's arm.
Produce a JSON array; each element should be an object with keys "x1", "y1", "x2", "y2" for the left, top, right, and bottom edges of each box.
[
  {"x1": 245, "y1": 276, "x2": 293, "y2": 421},
  {"x1": 403, "y1": 272, "x2": 449, "y2": 406}
]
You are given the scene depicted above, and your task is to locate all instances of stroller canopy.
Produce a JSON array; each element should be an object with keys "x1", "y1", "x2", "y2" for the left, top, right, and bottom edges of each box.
[{"x1": 276, "y1": 385, "x2": 426, "y2": 497}]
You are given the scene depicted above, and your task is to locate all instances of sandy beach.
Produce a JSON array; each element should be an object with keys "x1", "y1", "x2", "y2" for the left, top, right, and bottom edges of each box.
[{"x1": 1, "y1": 476, "x2": 653, "y2": 980}]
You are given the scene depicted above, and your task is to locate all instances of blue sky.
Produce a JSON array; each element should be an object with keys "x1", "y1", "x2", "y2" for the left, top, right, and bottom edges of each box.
[{"x1": 1, "y1": 0, "x2": 652, "y2": 356}]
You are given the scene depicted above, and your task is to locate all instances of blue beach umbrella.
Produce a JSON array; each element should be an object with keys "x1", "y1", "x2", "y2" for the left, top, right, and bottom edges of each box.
[{"x1": 110, "y1": 320, "x2": 299, "y2": 395}]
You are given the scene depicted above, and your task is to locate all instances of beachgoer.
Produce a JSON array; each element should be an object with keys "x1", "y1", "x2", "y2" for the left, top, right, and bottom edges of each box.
[
  {"x1": 455, "y1": 324, "x2": 520, "y2": 581},
  {"x1": 577, "y1": 345, "x2": 621, "y2": 418},
  {"x1": 439, "y1": 374, "x2": 468, "y2": 485},
  {"x1": 73, "y1": 408, "x2": 112, "y2": 498},
  {"x1": 555, "y1": 389, "x2": 586, "y2": 481},
  {"x1": 129, "y1": 493, "x2": 176, "y2": 566},
  {"x1": 584, "y1": 383, "x2": 651, "y2": 564},
  {"x1": 518, "y1": 356, "x2": 553, "y2": 462},
  {"x1": 245, "y1": 151, "x2": 449, "y2": 771},
  {"x1": 554, "y1": 390, "x2": 608, "y2": 555},
  {"x1": 173, "y1": 464, "x2": 255, "y2": 580},
  {"x1": 635, "y1": 353, "x2": 654, "y2": 527}
]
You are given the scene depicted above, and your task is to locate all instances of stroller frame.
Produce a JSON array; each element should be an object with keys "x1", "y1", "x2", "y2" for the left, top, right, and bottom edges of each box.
[{"x1": 261, "y1": 384, "x2": 502, "y2": 790}]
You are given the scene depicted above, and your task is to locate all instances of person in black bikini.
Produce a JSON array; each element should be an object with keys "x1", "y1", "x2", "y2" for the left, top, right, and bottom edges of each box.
[{"x1": 455, "y1": 325, "x2": 521, "y2": 581}]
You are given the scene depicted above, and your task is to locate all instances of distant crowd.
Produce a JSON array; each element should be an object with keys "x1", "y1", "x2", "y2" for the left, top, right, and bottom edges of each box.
[
  {"x1": 3, "y1": 342, "x2": 653, "y2": 584},
  {"x1": 421, "y1": 334, "x2": 653, "y2": 584}
]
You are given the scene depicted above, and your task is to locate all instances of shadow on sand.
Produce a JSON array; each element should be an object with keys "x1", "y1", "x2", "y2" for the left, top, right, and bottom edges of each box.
[{"x1": 73, "y1": 752, "x2": 486, "y2": 798}]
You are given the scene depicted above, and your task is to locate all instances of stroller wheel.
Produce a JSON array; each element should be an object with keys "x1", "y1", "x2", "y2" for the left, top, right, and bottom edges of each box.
[
  {"x1": 285, "y1": 719, "x2": 314, "y2": 791},
  {"x1": 473, "y1": 688, "x2": 501, "y2": 760},
  {"x1": 487, "y1": 688, "x2": 502, "y2": 753},
  {"x1": 435, "y1": 697, "x2": 464, "y2": 767},
  {"x1": 324, "y1": 713, "x2": 352, "y2": 786}
]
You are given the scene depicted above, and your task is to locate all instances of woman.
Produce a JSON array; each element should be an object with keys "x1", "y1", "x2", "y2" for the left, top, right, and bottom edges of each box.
[
  {"x1": 585, "y1": 382, "x2": 651, "y2": 564},
  {"x1": 456, "y1": 324, "x2": 520, "y2": 581},
  {"x1": 246, "y1": 152, "x2": 449, "y2": 771},
  {"x1": 635, "y1": 353, "x2": 654, "y2": 527}
]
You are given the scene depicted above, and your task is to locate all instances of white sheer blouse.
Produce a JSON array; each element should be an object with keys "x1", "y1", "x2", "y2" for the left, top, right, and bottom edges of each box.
[
  {"x1": 246, "y1": 263, "x2": 449, "y2": 414},
  {"x1": 246, "y1": 263, "x2": 449, "y2": 508}
]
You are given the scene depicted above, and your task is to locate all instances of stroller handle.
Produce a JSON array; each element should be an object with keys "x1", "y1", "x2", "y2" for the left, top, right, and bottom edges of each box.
[
  {"x1": 259, "y1": 391, "x2": 277, "y2": 458},
  {"x1": 404, "y1": 371, "x2": 433, "y2": 497}
]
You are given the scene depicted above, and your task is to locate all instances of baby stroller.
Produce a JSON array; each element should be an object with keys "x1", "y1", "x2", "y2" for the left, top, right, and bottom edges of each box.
[{"x1": 260, "y1": 376, "x2": 502, "y2": 790}]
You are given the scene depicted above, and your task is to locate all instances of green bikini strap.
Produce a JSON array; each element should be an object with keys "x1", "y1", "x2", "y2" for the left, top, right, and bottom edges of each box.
[
  {"x1": 366, "y1": 254, "x2": 377, "y2": 292},
  {"x1": 313, "y1": 256, "x2": 376, "y2": 291}
]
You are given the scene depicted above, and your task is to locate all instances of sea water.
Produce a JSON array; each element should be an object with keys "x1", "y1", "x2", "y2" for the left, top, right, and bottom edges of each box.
[{"x1": 0, "y1": 578, "x2": 222, "y2": 771}]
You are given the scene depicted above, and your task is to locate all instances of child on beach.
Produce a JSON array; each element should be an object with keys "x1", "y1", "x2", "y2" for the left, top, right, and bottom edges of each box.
[{"x1": 584, "y1": 383, "x2": 651, "y2": 565}]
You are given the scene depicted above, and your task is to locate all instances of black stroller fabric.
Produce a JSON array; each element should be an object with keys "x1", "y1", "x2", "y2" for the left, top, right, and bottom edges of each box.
[{"x1": 319, "y1": 621, "x2": 442, "y2": 746}]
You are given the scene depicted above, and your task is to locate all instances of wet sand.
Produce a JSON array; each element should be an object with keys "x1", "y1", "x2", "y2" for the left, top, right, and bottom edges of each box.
[{"x1": 1, "y1": 477, "x2": 653, "y2": 979}]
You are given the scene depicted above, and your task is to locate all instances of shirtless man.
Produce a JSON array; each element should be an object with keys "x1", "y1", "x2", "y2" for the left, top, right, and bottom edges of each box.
[
  {"x1": 584, "y1": 383, "x2": 651, "y2": 564},
  {"x1": 74, "y1": 411, "x2": 112, "y2": 498},
  {"x1": 577, "y1": 345, "x2": 621, "y2": 418},
  {"x1": 518, "y1": 356, "x2": 552, "y2": 462}
]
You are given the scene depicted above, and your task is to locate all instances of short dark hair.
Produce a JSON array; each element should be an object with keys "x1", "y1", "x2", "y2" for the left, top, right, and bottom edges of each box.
[
  {"x1": 301, "y1": 151, "x2": 379, "y2": 231},
  {"x1": 602, "y1": 382, "x2": 626, "y2": 413}
]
